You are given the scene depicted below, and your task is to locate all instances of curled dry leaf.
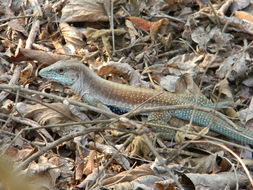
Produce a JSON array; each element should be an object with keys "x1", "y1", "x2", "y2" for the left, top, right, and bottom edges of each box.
[
  {"x1": 148, "y1": 53, "x2": 199, "y2": 78},
  {"x1": 8, "y1": 19, "x2": 28, "y2": 36},
  {"x1": 160, "y1": 75, "x2": 179, "y2": 92},
  {"x1": 175, "y1": 74, "x2": 202, "y2": 95},
  {"x1": 127, "y1": 16, "x2": 169, "y2": 40},
  {"x1": 82, "y1": 150, "x2": 97, "y2": 176},
  {"x1": 26, "y1": 159, "x2": 61, "y2": 190},
  {"x1": 89, "y1": 142, "x2": 130, "y2": 170},
  {"x1": 129, "y1": 136, "x2": 151, "y2": 160},
  {"x1": 97, "y1": 62, "x2": 149, "y2": 87},
  {"x1": 182, "y1": 172, "x2": 248, "y2": 189},
  {"x1": 213, "y1": 79, "x2": 234, "y2": 101},
  {"x1": 242, "y1": 76, "x2": 253, "y2": 87},
  {"x1": 188, "y1": 152, "x2": 231, "y2": 173},
  {"x1": 174, "y1": 124, "x2": 211, "y2": 143},
  {"x1": 149, "y1": 18, "x2": 169, "y2": 40},
  {"x1": 102, "y1": 163, "x2": 177, "y2": 189},
  {"x1": 230, "y1": 0, "x2": 250, "y2": 12},
  {"x1": 75, "y1": 157, "x2": 85, "y2": 181},
  {"x1": 125, "y1": 19, "x2": 138, "y2": 44},
  {"x1": 100, "y1": 164, "x2": 154, "y2": 186},
  {"x1": 127, "y1": 16, "x2": 153, "y2": 32},
  {"x1": 191, "y1": 26, "x2": 233, "y2": 50},
  {"x1": 20, "y1": 63, "x2": 34, "y2": 84},
  {"x1": 1, "y1": 99, "x2": 14, "y2": 113},
  {"x1": 17, "y1": 48, "x2": 70, "y2": 65},
  {"x1": 5, "y1": 7, "x2": 28, "y2": 36},
  {"x1": 5, "y1": 145, "x2": 35, "y2": 162},
  {"x1": 59, "y1": 22, "x2": 86, "y2": 47},
  {"x1": 85, "y1": 28, "x2": 126, "y2": 57},
  {"x1": 191, "y1": 26, "x2": 211, "y2": 50},
  {"x1": 238, "y1": 97, "x2": 253, "y2": 128},
  {"x1": 234, "y1": 11, "x2": 253, "y2": 23},
  {"x1": 213, "y1": 79, "x2": 238, "y2": 118},
  {"x1": 246, "y1": 99, "x2": 253, "y2": 127},
  {"x1": 207, "y1": 12, "x2": 253, "y2": 35},
  {"x1": 216, "y1": 52, "x2": 251, "y2": 81},
  {"x1": 61, "y1": 0, "x2": 108, "y2": 22},
  {"x1": 20, "y1": 103, "x2": 74, "y2": 125},
  {"x1": 77, "y1": 166, "x2": 104, "y2": 188}
]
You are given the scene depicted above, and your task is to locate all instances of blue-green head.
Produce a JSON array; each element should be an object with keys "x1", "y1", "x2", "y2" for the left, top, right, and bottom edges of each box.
[{"x1": 39, "y1": 60, "x2": 83, "y2": 86}]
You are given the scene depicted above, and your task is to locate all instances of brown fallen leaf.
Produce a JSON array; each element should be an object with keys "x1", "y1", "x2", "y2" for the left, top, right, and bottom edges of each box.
[
  {"x1": 13, "y1": 48, "x2": 70, "y2": 65},
  {"x1": 127, "y1": 16, "x2": 153, "y2": 32},
  {"x1": 19, "y1": 103, "x2": 75, "y2": 126},
  {"x1": 129, "y1": 136, "x2": 151, "y2": 160},
  {"x1": 60, "y1": 22, "x2": 86, "y2": 47},
  {"x1": 61, "y1": 0, "x2": 108, "y2": 22},
  {"x1": 19, "y1": 63, "x2": 34, "y2": 84},
  {"x1": 100, "y1": 164, "x2": 154, "y2": 186},
  {"x1": 188, "y1": 152, "x2": 231, "y2": 173},
  {"x1": 82, "y1": 150, "x2": 97, "y2": 176},
  {"x1": 234, "y1": 11, "x2": 253, "y2": 23},
  {"x1": 182, "y1": 172, "x2": 248, "y2": 189},
  {"x1": 175, "y1": 124, "x2": 211, "y2": 143}
]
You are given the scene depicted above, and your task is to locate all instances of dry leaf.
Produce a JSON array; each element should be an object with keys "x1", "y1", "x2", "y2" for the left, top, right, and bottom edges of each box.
[
  {"x1": 216, "y1": 52, "x2": 251, "y2": 81},
  {"x1": 97, "y1": 62, "x2": 149, "y2": 87},
  {"x1": 175, "y1": 124, "x2": 210, "y2": 143},
  {"x1": 230, "y1": 0, "x2": 250, "y2": 12},
  {"x1": 160, "y1": 75, "x2": 179, "y2": 92},
  {"x1": 127, "y1": 16, "x2": 153, "y2": 32},
  {"x1": 61, "y1": 0, "x2": 108, "y2": 22},
  {"x1": 26, "y1": 158, "x2": 61, "y2": 190},
  {"x1": 100, "y1": 164, "x2": 154, "y2": 186},
  {"x1": 183, "y1": 172, "x2": 248, "y2": 189},
  {"x1": 85, "y1": 28, "x2": 126, "y2": 57},
  {"x1": 60, "y1": 22, "x2": 86, "y2": 47},
  {"x1": 234, "y1": 11, "x2": 253, "y2": 23},
  {"x1": 188, "y1": 152, "x2": 231, "y2": 173},
  {"x1": 129, "y1": 136, "x2": 151, "y2": 160},
  {"x1": 82, "y1": 150, "x2": 97, "y2": 176},
  {"x1": 20, "y1": 63, "x2": 34, "y2": 84},
  {"x1": 16, "y1": 48, "x2": 70, "y2": 65},
  {"x1": 18, "y1": 103, "x2": 74, "y2": 125}
]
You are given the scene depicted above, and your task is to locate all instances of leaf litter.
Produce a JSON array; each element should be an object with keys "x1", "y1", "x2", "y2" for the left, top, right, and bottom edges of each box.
[{"x1": 0, "y1": 0, "x2": 253, "y2": 189}]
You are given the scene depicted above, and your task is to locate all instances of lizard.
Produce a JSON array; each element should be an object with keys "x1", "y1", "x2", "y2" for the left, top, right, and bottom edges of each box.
[{"x1": 38, "y1": 59, "x2": 253, "y2": 145}]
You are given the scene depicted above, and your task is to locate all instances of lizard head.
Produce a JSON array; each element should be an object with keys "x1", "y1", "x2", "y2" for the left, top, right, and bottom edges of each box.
[{"x1": 39, "y1": 60, "x2": 82, "y2": 86}]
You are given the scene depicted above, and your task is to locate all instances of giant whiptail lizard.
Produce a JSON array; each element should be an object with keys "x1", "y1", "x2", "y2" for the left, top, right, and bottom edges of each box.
[{"x1": 39, "y1": 59, "x2": 253, "y2": 145}]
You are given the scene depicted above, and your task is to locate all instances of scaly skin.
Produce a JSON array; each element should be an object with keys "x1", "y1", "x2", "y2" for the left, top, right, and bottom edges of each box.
[
  {"x1": 39, "y1": 60, "x2": 218, "y2": 109},
  {"x1": 39, "y1": 59, "x2": 253, "y2": 145}
]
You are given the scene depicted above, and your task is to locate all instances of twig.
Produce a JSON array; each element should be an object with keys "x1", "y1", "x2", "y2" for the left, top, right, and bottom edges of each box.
[
  {"x1": 139, "y1": 121, "x2": 253, "y2": 152},
  {"x1": 17, "y1": 127, "x2": 110, "y2": 170},
  {"x1": 0, "y1": 84, "x2": 118, "y2": 118},
  {"x1": 25, "y1": 19, "x2": 40, "y2": 49},
  {"x1": 4, "y1": 89, "x2": 78, "y2": 121},
  {"x1": 191, "y1": 140, "x2": 253, "y2": 187},
  {"x1": 0, "y1": 66, "x2": 21, "y2": 102},
  {"x1": 110, "y1": 0, "x2": 115, "y2": 54},
  {"x1": 0, "y1": 15, "x2": 35, "y2": 22}
]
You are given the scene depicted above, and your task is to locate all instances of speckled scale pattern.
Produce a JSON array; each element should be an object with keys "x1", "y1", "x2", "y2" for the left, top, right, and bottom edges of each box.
[
  {"x1": 170, "y1": 109, "x2": 253, "y2": 145},
  {"x1": 98, "y1": 79, "x2": 215, "y2": 110},
  {"x1": 39, "y1": 60, "x2": 253, "y2": 145}
]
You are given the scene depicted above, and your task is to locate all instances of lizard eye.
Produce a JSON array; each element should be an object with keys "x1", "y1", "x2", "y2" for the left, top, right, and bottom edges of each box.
[{"x1": 58, "y1": 68, "x2": 64, "y2": 73}]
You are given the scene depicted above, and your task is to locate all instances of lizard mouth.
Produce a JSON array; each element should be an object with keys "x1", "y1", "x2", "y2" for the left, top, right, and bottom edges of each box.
[
  {"x1": 39, "y1": 68, "x2": 50, "y2": 78},
  {"x1": 39, "y1": 69, "x2": 60, "y2": 82}
]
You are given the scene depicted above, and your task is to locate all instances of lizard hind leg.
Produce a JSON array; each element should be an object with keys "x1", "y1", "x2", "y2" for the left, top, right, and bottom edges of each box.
[{"x1": 147, "y1": 112, "x2": 175, "y2": 140}]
